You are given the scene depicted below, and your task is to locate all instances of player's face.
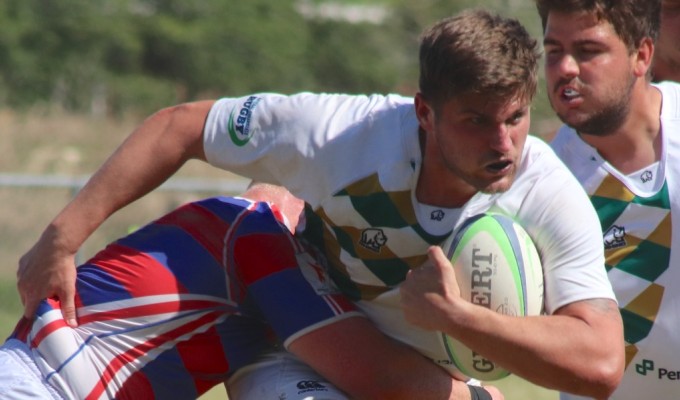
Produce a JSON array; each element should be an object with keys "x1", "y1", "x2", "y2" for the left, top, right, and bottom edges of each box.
[
  {"x1": 543, "y1": 11, "x2": 637, "y2": 136},
  {"x1": 654, "y1": 0, "x2": 680, "y2": 81},
  {"x1": 419, "y1": 93, "x2": 530, "y2": 199}
]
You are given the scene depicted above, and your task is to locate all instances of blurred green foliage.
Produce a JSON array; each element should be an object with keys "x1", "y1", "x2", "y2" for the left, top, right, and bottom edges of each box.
[{"x1": 0, "y1": 0, "x2": 552, "y2": 123}]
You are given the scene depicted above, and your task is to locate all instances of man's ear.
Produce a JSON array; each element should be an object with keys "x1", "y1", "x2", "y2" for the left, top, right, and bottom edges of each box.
[
  {"x1": 634, "y1": 37, "x2": 655, "y2": 78},
  {"x1": 414, "y1": 93, "x2": 435, "y2": 132}
]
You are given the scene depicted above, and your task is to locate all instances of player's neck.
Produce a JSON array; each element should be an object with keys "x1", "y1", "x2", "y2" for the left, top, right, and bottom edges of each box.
[
  {"x1": 416, "y1": 130, "x2": 475, "y2": 208},
  {"x1": 579, "y1": 84, "x2": 663, "y2": 174},
  {"x1": 416, "y1": 165, "x2": 475, "y2": 208}
]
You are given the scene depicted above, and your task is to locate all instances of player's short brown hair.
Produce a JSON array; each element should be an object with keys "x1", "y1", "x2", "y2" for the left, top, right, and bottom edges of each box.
[{"x1": 418, "y1": 9, "x2": 540, "y2": 110}]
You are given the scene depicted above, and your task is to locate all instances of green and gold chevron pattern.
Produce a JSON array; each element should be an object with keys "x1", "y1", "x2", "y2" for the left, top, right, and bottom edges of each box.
[
  {"x1": 590, "y1": 174, "x2": 671, "y2": 369},
  {"x1": 303, "y1": 173, "x2": 451, "y2": 301}
]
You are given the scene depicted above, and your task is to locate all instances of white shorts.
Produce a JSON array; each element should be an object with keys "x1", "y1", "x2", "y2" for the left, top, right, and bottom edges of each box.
[
  {"x1": 227, "y1": 351, "x2": 349, "y2": 400},
  {"x1": 0, "y1": 339, "x2": 64, "y2": 400}
]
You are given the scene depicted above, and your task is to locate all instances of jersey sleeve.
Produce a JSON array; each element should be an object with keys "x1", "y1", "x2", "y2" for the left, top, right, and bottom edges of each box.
[
  {"x1": 515, "y1": 140, "x2": 616, "y2": 314},
  {"x1": 202, "y1": 93, "x2": 415, "y2": 209},
  {"x1": 231, "y1": 202, "x2": 363, "y2": 348},
  {"x1": 203, "y1": 93, "x2": 347, "y2": 207}
]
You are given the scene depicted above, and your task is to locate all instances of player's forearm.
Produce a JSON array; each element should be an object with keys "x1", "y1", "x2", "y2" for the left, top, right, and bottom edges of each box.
[
  {"x1": 289, "y1": 317, "x2": 493, "y2": 400},
  {"x1": 446, "y1": 298, "x2": 623, "y2": 399},
  {"x1": 50, "y1": 101, "x2": 214, "y2": 250},
  {"x1": 351, "y1": 341, "x2": 472, "y2": 400}
]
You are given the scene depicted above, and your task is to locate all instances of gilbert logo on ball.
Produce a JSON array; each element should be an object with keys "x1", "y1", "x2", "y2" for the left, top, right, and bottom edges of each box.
[{"x1": 441, "y1": 213, "x2": 544, "y2": 381}]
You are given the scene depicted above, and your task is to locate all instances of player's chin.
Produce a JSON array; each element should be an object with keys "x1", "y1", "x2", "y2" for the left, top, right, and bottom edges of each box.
[{"x1": 478, "y1": 174, "x2": 515, "y2": 195}]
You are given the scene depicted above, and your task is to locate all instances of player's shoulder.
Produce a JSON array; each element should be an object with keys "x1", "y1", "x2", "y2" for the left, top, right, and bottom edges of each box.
[
  {"x1": 522, "y1": 135, "x2": 574, "y2": 177},
  {"x1": 655, "y1": 81, "x2": 680, "y2": 120},
  {"x1": 209, "y1": 92, "x2": 414, "y2": 140},
  {"x1": 548, "y1": 125, "x2": 599, "y2": 175},
  {"x1": 179, "y1": 196, "x2": 277, "y2": 223},
  {"x1": 293, "y1": 92, "x2": 414, "y2": 124},
  {"x1": 194, "y1": 195, "x2": 254, "y2": 211},
  {"x1": 507, "y1": 135, "x2": 593, "y2": 215},
  {"x1": 549, "y1": 124, "x2": 579, "y2": 154},
  {"x1": 212, "y1": 92, "x2": 412, "y2": 114}
]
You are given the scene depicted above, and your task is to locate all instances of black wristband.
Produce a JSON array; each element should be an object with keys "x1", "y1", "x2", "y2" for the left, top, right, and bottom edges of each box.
[{"x1": 468, "y1": 385, "x2": 492, "y2": 400}]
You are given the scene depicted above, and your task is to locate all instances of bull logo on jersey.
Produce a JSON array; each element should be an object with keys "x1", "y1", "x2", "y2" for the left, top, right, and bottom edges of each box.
[
  {"x1": 227, "y1": 95, "x2": 261, "y2": 146},
  {"x1": 641, "y1": 170, "x2": 653, "y2": 183},
  {"x1": 603, "y1": 225, "x2": 626, "y2": 250},
  {"x1": 360, "y1": 228, "x2": 387, "y2": 252},
  {"x1": 431, "y1": 209, "x2": 445, "y2": 221}
]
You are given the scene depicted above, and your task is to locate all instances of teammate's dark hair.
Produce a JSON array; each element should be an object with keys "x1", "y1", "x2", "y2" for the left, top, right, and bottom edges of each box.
[{"x1": 535, "y1": 0, "x2": 661, "y2": 53}]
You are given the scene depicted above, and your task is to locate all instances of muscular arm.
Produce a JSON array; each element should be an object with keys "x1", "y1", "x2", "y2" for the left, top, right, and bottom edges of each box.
[
  {"x1": 17, "y1": 101, "x2": 215, "y2": 325},
  {"x1": 289, "y1": 316, "x2": 502, "y2": 400},
  {"x1": 401, "y1": 246, "x2": 624, "y2": 399},
  {"x1": 232, "y1": 186, "x2": 501, "y2": 400}
]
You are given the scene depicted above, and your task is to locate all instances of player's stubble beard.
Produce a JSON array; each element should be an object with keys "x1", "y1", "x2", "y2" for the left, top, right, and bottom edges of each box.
[{"x1": 552, "y1": 76, "x2": 634, "y2": 138}]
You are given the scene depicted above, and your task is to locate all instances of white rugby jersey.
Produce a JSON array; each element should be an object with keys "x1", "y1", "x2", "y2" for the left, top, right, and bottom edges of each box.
[
  {"x1": 204, "y1": 93, "x2": 615, "y2": 376},
  {"x1": 554, "y1": 81, "x2": 680, "y2": 400}
]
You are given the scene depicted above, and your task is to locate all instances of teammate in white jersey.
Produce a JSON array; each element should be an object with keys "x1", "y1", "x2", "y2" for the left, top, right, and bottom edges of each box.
[
  {"x1": 17, "y1": 9, "x2": 623, "y2": 399},
  {"x1": 537, "y1": 0, "x2": 680, "y2": 398}
]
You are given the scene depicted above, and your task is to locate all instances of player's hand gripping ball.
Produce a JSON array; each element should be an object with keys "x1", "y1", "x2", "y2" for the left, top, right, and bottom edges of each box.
[{"x1": 441, "y1": 213, "x2": 544, "y2": 381}]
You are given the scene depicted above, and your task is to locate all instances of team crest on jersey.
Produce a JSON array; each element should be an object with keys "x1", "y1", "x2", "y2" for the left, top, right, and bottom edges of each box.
[
  {"x1": 227, "y1": 96, "x2": 261, "y2": 146},
  {"x1": 360, "y1": 228, "x2": 387, "y2": 252},
  {"x1": 603, "y1": 225, "x2": 626, "y2": 250}
]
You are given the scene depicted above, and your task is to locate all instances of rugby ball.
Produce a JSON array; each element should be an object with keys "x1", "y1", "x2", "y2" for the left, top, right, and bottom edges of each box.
[{"x1": 440, "y1": 213, "x2": 544, "y2": 381}]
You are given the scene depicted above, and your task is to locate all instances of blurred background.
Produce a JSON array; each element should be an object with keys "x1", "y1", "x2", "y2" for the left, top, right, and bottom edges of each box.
[{"x1": 0, "y1": 0, "x2": 560, "y2": 398}]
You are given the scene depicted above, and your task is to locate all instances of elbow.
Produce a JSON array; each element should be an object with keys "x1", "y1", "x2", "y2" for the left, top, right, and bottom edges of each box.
[
  {"x1": 576, "y1": 349, "x2": 625, "y2": 399},
  {"x1": 594, "y1": 325, "x2": 626, "y2": 399},
  {"x1": 593, "y1": 356, "x2": 624, "y2": 399},
  {"x1": 570, "y1": 298, "x2": 626, "y2": 399}
]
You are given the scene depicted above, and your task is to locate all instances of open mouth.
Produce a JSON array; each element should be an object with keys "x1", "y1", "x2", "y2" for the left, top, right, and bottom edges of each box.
[
  {"x1": 486, "y1": 160, "x2": 512, "y2": 173},
  {"x1": 561, "y1": 87, "x2": 582, "y2": 101}
]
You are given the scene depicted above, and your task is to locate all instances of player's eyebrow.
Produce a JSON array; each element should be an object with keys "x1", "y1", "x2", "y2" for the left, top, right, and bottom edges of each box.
[{"x1": 543, "y1": 37, "x2": 606, "y2": 48}]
